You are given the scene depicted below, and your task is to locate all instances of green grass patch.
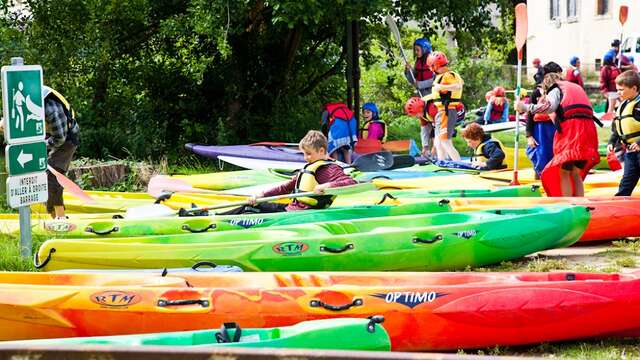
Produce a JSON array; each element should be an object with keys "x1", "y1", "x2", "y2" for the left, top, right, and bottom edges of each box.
[
  {"x1": 612, "y1": 239, "x2": 640, "y2": 253},
  {"x1": 0, "y1": 234, "x2": 44, "y2": 272},
  {"x1": 614, "y1": 257, "x2": 637, "y2": 268}
]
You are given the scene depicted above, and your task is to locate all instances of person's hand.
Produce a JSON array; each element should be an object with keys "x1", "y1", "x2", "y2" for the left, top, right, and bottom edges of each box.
[
  {"x1": 0, "y1": 118, "x2": 4, "y2": 133},
  {"x1": 248, "y1": 192, "x2": 264, "y2": 205},
  {"x1": 405, "y1": 62, "x2": 412, "y2": 71},
  {"x1": 527, "y1": 136, "x2": 538, "y2": 148},
  {"x1": 515, "y1": 101, "x2": 529, "y2": 114},
  {"x1": 629, "y1": 143, "x2": 640, "y2": 152},
  {"x1": 313, "y1": 183, "x2": 329, "y2": 195},
  {"x1": 607, "y1": 144, "x2": 614, "y2": 153}
]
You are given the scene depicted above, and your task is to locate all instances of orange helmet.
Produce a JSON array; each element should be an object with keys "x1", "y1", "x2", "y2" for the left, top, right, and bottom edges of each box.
[
  {"x1": 404, "y1": 97, "x2": 425, "y2": 116},
  {"x1": 485, "y1": 90, "x2": 495, "y2": 102},
  {"x1": 427, "y1": 51, "x2": 448, "y2": 70},
  {"x1": 493, "y1": 86, "x2": 506, "y2": 97}
]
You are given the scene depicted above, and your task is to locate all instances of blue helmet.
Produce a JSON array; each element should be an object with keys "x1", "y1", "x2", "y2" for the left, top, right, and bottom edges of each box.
[
  {"x1": 629, "y1": 55, "x2": 635, "y2": 63},
  {"x1": 362, "y1": 102, "x2": 379, "y2": 120},
  {"x1": 413, "y1": 38, "x2": 432, "y2": 56},
  {"x1": 569, "y1": 56, "x2": 579, "y2": 66},
  {"x1": 603, "y1": 52, "x2": 615, "y2": 64}
]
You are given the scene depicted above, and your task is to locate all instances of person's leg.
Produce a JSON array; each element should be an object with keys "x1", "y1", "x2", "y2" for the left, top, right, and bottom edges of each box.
[
  {"x1": 342, "y1": 147, "x2": 352, "y2": 164},
  {"x1": 616, "y1": 152, "x2": 640, "y2": 196},
  {"x1": 46, "y1": 141, "x2": 77, "y2": 219},
  {"x1": 571, "y1": 167, "x2": 584, "y2": 196},
  {"x1": 558, "y1": 162, "x2": 574, "y2": 197},
  {"x1": 441, "y1": 139, "x2": 461, "y2": 161}
]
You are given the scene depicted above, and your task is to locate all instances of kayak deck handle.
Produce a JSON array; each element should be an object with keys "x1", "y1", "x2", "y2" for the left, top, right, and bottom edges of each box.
[
  {"x1": 310, "y1": 298, "x2": 363, "y2": 311},
  {"x1": 319, "y1": 243, "x2": 354, "y2": 254},
  {"x1": 85, "y1": 226, "x2": 119, "y2": 236},
  {"x1": 157, "y1": 299, "x2": 210, "y2": 308},
  {"x1": 367, "y1": 315, "x2": 385, "y2": 333},
  {"x1": 182, "y1": 223, "x2": 217, "y2": 233},
  {"x1": 33, "y1": 248, "x2": 56, "y2": 269},
  {"x1": 412, "y1": 234, "x2": 444, "y2": 244},
  {"x1": 376, "y1": 193, "x2": 397, "y2": 205}
]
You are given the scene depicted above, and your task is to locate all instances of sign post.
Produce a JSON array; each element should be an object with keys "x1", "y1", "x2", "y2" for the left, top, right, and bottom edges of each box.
[{"x1": 2, "y1": 57, "x2": 48, "y2": 258}]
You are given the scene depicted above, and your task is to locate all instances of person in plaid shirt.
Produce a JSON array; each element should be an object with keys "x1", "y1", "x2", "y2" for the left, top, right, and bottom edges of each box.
[{"x1": 43, "y1": 86, "x2": 80, "y2": 219}]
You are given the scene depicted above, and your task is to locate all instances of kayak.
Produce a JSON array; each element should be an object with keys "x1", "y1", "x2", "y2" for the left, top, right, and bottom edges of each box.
[
  {"x1": 17, "y1": 201, "x2": 448, "y2": 238},
  {"x1": 1, "y1": 317, "x2": 390, "y2": 351},
  {"x1": 1, "y1": 270, "x2": 640, "y2": 350},
  {"x1": 35, "y1": 205, "x2": 589, "y2": 271}
]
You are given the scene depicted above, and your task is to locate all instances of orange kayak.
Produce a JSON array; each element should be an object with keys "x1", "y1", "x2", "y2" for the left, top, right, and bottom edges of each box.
[{"x1": 3, "y1": 271, "x2": 640, "y2": 350}]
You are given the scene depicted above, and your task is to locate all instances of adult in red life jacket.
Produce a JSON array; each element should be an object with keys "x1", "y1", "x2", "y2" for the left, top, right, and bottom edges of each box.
[
  {"x1": 405, "y1": 38, "x2": 434, "y2": 96},
  {"x1": 526, "y1": 63, "x2": 561, "y2": 177},
  {"x1": 359, "y1": 102, "x2": 386, "y2": 141},
  {"x1": 321, "y1": 102, "x2": 358, "y2": 164},
  {"x1": 516, "y1": 66, "x2": 600, "y2": 196},
  {"x1": 483, "y1": 86, "x2": 509, "y2": 124},
  {"x1": 600, "y1": 52, "x2": 621, "y2": 113},
  {"x1": 566, "y1": 56, "x2": 584, "y2": 88}
]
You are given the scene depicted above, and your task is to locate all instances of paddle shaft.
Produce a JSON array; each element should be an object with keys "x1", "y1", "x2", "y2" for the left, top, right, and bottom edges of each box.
[
  {"x1": 386, "y1": 16, "x2": 423, "y2": 97},
  {"x1": 617, "y1": 6, "x2": 629, "y2": 69},
  {"x1": 512, "y1": 3, "x2": 527, "y2": 186}
]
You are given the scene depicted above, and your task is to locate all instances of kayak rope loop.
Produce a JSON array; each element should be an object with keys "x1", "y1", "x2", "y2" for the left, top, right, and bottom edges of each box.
[
  {"x1": 85, "y1": 225, "x2": 119, "y2": 236},
  {"x1": 182, "y1": 223, "x2": 217, "y2": 233},
  {"x1": 366, "y1": 315, "x2": 385, "y2": 333},
  {"x1": 157, "y1": 298, "x2": 210, "y2": 308},
  {"x1": 33, "y1": 248, "x2": 56, "y2": 269},
  {"x1": 192, "y1": 261, "x2": 218, "y2": 270},
  {"x1": 376, "y1": 193, "x2": 397, "y2": 205},
  {"x1": 215, "y1": 322, "x2": 242, "y2": 343},
  {"x1": 438, "y1": 199, "x2": 450, "y2": 206},
  {"x1": 154, "y1": 192, "x2": 174, "y2": 204},
  {"x1": 412, "y1": 233, "x2": 444, "y2": 244},
  {"x1": 319, "y1": 243, "x2": 355, "y2": 254},
  {"x1": 309, "y1": 298, "x2": 363, "y2": 311},
  {"x1": 434, "y1": 169, "x2": 454, "y2": 173},
  {"x1": 530, "y1": 184, "x2": 540, "y2": 192}
]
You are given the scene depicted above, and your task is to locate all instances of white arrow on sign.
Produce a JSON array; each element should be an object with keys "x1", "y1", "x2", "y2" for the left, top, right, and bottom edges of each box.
[{"x1": 17, "y1": 149, "x2": 33, "y2": 168}]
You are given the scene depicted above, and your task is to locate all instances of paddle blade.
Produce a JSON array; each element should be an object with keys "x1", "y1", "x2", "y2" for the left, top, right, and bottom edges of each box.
[
  {"x1": 620, "y1": 6, "x2": 629, "y2": 25},
  {"x1": 47, "y1": 166, "x2": 95, "y2": 203},
  {"x1": 515, "y1": 3, "x2": 528, "y2": 58},
  {"x1": 385, "y1": 15, "x2": 402, "y2": 45},
  {"x1": 387, "y1": 155, "x2": 416, "y2": 170},
  {"x1": 148, "y1": 175, "x2": 199, "y2": 197},
  {"x1": 353, "y1": 151, "x2": 394, "y2": 172}
]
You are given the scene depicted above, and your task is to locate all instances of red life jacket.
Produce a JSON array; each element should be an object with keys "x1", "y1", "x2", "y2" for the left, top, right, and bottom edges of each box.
[
  {"x1": 603, "y1": 66, "x2": 621, "y2": 92},
  {"x1": 549, "y1": 81, "x2": 596, "y2": 131},
  {"x1": 323, "y1": 102, "x2": 354, "y2": 128},
  {"x1": 414, "y1": 57, "x2": 434, "y2": 82},
  {"x1": 489, "y1": 100, "x2": 505, "y2": 121},
  {"x1": 565, "y1": 68, "x2": 584, "y2": 87}
]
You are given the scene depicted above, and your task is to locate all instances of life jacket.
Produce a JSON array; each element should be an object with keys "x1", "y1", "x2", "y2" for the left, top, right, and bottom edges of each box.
[
  {"x1": 323, "y1": 103, "x2": 354, "y2": 128},
  {"x1": 489, "y1": 100, "x2": 506, "y2": 122},
  {"x1": 414, "y1": 57, "x2": 434, "y2": 82},
  {"x1": 43, "y1": 86, "x2": 79, "y2": 143},
  {"x1": 432, "y1": 70, "x2": 463, "y2": 110},
  {"x1": 613, "y1": 95, "x2": 640, "y2": 145},
  {"x1": 472, "y1": 138, "x2": 505, "y2": 163},
  {"x1": 603, "y1": 66, "x2": 621, "y2": 92},
  {"x1": 565, "y1": 68, "x2": 583, "y2": 87},
  {"x1": 292, "y1": 159, "x2": 337, "y2": 209},
  {"x1": 360, "y1": 120, "x2": 386, "y2": 141},
  {"x1": 549, "y1": 81, "x2": 601, "y2": 132},
  {"x1": 533, "y1": 113, "x2": 552, "y2": 122}
]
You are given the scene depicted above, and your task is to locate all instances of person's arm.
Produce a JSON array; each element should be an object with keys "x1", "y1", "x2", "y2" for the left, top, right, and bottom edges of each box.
[
  {"x1": 599, "y1": 67, "x2": 609, "y2": 95},
  {"x1": 45, "y1": 100, "x2": 68, "y2": 149},
  {"x1": 416, "y1": 78, "x2": 434, "y2": 92},
  {"x1": 484, "y1": 142, "x2": 506, "y2": 170},
  {"x1": 501, "y1": 101, "x2": 510, "y2": 122},
  {"x1": 404, "y1": 67, "x2": 416, "y2": 85},
  {"x1": 314, "y1": 165, "x2": 357, "y2": 190},
  {"x1": 483, "y1": 102, "x2": 493, "y2": 123},
  {"x1": 526, "y1": 88, "x2": 561, "y2": 115}
]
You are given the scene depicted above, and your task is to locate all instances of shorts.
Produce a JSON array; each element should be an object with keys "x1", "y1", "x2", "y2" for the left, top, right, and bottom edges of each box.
[{"x1": 561, "y1": 160, "x2": 587, "y2": 171}]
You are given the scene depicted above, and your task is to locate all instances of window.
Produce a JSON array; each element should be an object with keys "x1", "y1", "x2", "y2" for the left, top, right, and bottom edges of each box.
[
  {"x1": 622, "y1": 38, "x2": 632, "y2": 53},
  {"x1": 549, "y1": 0, "x2": 560, "y2": 19},
  {"x1": 636, "y1": 38, "x2": 640, "y2": 53},
  {"x1": 567, "y1": 0, "x2": 577, "y2": 18},
  {"x1": 597, "y1": 0, "x2": 608, "y2": 15}
]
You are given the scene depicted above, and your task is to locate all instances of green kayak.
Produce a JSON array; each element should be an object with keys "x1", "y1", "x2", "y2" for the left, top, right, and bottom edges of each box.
[
  {"x1": 35, "y1": 205, "x2": 589, "y2": 271},
  {"x1": 0, "y1": 317, "x2": 390, "y2": 351}
]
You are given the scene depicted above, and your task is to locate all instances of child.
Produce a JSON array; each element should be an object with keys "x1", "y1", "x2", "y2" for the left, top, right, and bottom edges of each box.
[
  {"x1": 600, "y1": 53, "x2": 621, "y2": 113},
  {"x1": 360, "y1": 102, "x2": 386, "y2": 141},
  {"x1": 566, "y1": 56, "x2": 584, "y2": 88},
  {"x1": 609, "y1": 70, "x2": 640, "y2": 196},
  {"x1": 405, "y1": 38, "x2": 434, "y2": 96},
  {"x1": 405, "y1": 95, "x2": 438, "y2": 157},
  {"x1": 321, "y1": 102, "x2": 358, "y2": 164},
  {"x1": 516, "y1": 65, "x2": 600, "y2": 197},
  {"x1": 224, "y1": 130, "x2": 357, "y2": 214},
  {"x1": 483, "y1": 86, "x2": 509, "y2": 124},
  {"x1": 428, "y1": 51, "x2": 462, "y2": 161},
  {"x1": 461, "y1": 123, "x2": 506, "y2": 170}
]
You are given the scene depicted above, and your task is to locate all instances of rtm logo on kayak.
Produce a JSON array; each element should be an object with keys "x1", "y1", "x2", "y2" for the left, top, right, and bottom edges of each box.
[
  {"x1": 273, "y1": 242, "x2": 309, "y2": 256},
  {"x1": 371, "y1": 291, "x2": 447, "y2": 309},
  {"x1": 91, "y1": 291, "x2": 141, "y2": 308},
  {"x1": 44, "y1": 222, "x2": 77, "y2": 233},
  {"x1": 226, "y1": 218, "x2": 265, "y2": 228}
]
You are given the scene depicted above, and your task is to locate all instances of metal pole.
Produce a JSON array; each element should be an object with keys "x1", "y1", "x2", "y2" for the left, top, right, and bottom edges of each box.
[{"x1": 9, "y1": 56, "x2": 32, "y2": 258}]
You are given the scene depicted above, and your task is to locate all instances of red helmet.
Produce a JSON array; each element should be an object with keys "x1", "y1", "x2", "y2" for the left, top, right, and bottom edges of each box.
[
  {"x1": 493, "y1": 86, "x2": 506, "y2": 97},
  {"x1": 427, "y1": 51, "x2": 448, "y2": 70},
  {"x1": 485, "y1": 90, "x2": 495, "y2": 102},
  {"x1": 404, "y1": 97, "x2": 425, "y2": 116},
  {"x1": 532, "y1": 58, "x2": 541, "y2": 65}
]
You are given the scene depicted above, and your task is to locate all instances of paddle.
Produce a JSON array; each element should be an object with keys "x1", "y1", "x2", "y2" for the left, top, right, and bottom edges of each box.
[
  {"x1": 618, "y1": 5, "x2": 629, "y2": 68},
  {"x1": 47, "y1": 165, "x2": 95, "y2": 203},
  {"x1": 511, "y1": 3, "x2": 527, "y2": 186},
  {"x1": 386, "y1": 15, "x2": 423, "y2": 97},
  {"x1": 126, "y1": 182, "x2": 376, "y2": 219},
  {"x1": 387, "y1": 155, "x2": 416, "y2": 170}
]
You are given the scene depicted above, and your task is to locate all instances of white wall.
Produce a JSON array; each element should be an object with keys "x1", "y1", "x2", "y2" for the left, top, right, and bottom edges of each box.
[{"x1": 527, "y1": 0, "x2": 640, "y2": 71}]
